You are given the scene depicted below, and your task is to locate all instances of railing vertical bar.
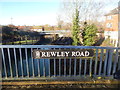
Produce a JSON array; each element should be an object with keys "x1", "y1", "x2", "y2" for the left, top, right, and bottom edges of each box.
[
  {"x1": 19, "y1": 48, "x2": 23, "y2": 77},
  {"x1": 31, "y1": 48, "x2": 35, "y2": 77},
  {"x1": 13, "y1": 48, "x2": 18, "y2": 78},
  {"x1": 37, "y1": 48, "x2": 40, "y2": 77},
  {"x1": 43, "y1": 59, "x2": 46, "y2": 77},
  {"x1": 59, "y1": 58, "x2": 61, "y2": 76},
  {"x1": 7, "y1": 48, "x2": 13, "y2": 77},
  {"x1": 64, "y1": 48, "x2": 66, "y2": 77},
  {"x1": 89, "y1": 58, "x2": 92, "y2": 76},
  {"x1": 49, "y1": 58, "x2": 50, "y2": 77},
  {"x1": 118, "y1": 55, "x2": 120, "y2": 70},
  {"x1": 94, "y1": 49, "x2": 98, "y2": 76},
  {"x1": 69, "y1": 58, "x2": 71, "y2": 76},
  {"x1": 107, "y1": 49, "x2": 113, "y2": 76},
  {"x1": 54, "y1": 58, "x2": 56, "y2": 77},
  {"x1": 84, "y1": 59, "x2": 87, "y2": 76},
  {"x1": 103, "y1": 49, "x2": 109, "y2": 76},
  {"x1": 48, "y1": 47, "x2": 51, "y2": 77},
  {"x1": 69, "y1": 48, "x2": 72, "y2": 76},
  {"x1": 42, "y1": 48, "x2": 46, "y2": 77},
  {"x1": 79, "y1": 58, "x2": 82, "y2": 76},
  {"x1": 59, "y1": 48, "x2": 61, "y2": 76},
  {"x1": 98, "y1": 49, "x2": 103, "y2": 76},
  {"x1": 64, "y1": 58, "x2": 66, "y2": 77},
  {"x1": 74, "y1": 58, "x2": 77, "y2": 76},
  {"x1": 1, "y1": 48, "x2": 7, "y2": 78},
  {"x1": 113, "y1": 49, "x2": 118, "y2": 73},
  {"x1": 53, "y1": 48, "x2": 56, "y2": 77},
  {"x1": 25, "y1": 48, "x2": 29, "y2": 77}
]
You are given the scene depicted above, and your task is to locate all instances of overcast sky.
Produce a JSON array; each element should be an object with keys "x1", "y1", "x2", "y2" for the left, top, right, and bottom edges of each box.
[{"x1": 0, "y1": 0, "x2": 119, "y2": 26}]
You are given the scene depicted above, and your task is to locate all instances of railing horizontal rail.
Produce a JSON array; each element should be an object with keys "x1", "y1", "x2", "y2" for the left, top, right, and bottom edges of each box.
[{"x1": 0, "y1": 45, "x2": 119, "y2": 49}]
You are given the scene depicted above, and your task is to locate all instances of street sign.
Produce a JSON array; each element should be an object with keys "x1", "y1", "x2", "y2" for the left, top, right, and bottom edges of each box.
[{"x1": 33, "y1": 49, "x2": 94, "y2": 59}]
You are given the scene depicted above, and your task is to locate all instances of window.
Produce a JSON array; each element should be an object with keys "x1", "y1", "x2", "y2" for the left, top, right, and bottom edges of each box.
[
  {"x1": 107, "y1": 16, "x2": 112, "y2": 20},
  {"x1": 106, "y1": 23, "x2": 112, "y2": 28}
]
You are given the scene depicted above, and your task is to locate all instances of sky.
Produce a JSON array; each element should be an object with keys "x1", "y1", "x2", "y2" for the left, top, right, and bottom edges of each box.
[
  {"x1": 0, "y1": 0, "x2": 60, "y2": 26},
  {"x1": 0, "y1": 0, "x2": 119, "y2": 26}
]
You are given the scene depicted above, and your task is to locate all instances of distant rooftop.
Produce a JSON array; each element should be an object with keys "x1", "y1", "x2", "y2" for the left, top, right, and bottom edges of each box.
[{"x1": 105, "y1": 7, "x2": 120, "y2": 16}]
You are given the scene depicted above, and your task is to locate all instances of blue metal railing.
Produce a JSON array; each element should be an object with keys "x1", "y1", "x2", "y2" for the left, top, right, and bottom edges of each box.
[{"x1": 0, "y1": 45, "x2": 120, "y2": 80}]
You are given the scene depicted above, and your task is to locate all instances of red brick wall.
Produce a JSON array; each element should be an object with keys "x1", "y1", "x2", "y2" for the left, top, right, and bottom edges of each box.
[{"x1": 105, "y1": 14, "x2": 118, "y2": 31}]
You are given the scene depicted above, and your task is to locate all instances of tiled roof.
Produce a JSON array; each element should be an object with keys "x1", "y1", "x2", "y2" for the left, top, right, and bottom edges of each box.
[{"x1": 105, "y1": 7, "x2": 120, "y2": 16}]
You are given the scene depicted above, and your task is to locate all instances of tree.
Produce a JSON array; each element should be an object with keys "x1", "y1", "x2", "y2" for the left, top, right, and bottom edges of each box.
[
  {"x1": 58, "y1": 0, "x2": 105, "y2": 46},
  {"x1": 57, "y1": 15, "x2": 64, "y2": 29},
  {"x1": 72, "y1": 8, "x2": 80, "y2": 45},
  {"x1": 60, "y1": 0, "x2": 105, "y2": 26},
  {"x1": 82, "y1": 24, "x2": 97, "y2": 46}
]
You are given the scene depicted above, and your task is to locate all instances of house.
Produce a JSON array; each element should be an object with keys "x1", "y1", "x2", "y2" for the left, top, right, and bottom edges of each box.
[{"x1": 104, "y1": 7, "x2": 120, "y2": 47}]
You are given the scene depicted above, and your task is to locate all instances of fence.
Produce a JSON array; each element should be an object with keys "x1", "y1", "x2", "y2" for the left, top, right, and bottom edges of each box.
[{"x1": 0, "y1": 45, "x2": 120, "y2": 80}]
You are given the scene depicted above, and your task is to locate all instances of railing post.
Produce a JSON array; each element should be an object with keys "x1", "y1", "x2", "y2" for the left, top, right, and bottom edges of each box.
[
  {"x1": 54, "y1": 58, "x2": 56, "y2": 77},
  {"x1": 13, "y1": 48, "x2": 18, "y2": 78},
  {"x1": 69, "y1": 48, "x2": 72, "y2": 76},
  {"x1": 54, "y1": 48, "x2": 56, "y2": 77},
  {"x1": 37, "y1": 48, "x2": 40, "y2": 77},
  {"x1": 103, "y1": 49, "x2": 109, "y2": 76},
  {"x1": 118, "y1": 51, "x2": 120, "y2": 70},
  {"x1": 19, "y1": 48, "x2": 23, "y2": 77},
  {"x1": 7, "y1": 48, "x2": 13, "y2": 78},
  {"x1": 43, "y1": 59, "x2": 46, "y2": 77},
  {"x1": 89, "y1": 58, "x2": 92, "y2": 77},
  {"x1": 25, "y1": 48, "x2": 29, "y2": 77},
  {"x1": 64, "y1": 48, "x2": 66, "y2": 77},
  {"x1": 1, "y1": 48, "x2": 7, "y2": 78},
  {"x1": 84, "y1": 59, "x2": 87, "y2": 76},
  {"x1": 74, "y1": 58, "x2": 77, "y2": 76},
  {"x1": 69, "y1": 58, "x2": 72, "y2": 76},
  {"x1": 94, "y1": 49, "x2": 98, "y2": 76},
  {"x1": 48, "y1": 58, "x2": 51, "y2": 77},
  {"x1": 79, "y1": 58, "x2": 82, "y2": 76},
  {"x1": 59, "y1": 58, "x2": 61, "y2": 76},
  {"x1": 31, "y1": 48, "x2": 35, "y2": 77},
  {"x1": 64, "y1": 58, "x2": 66, "y2": 77},
  {"x1": 107, "y1": 49, "x2": 113, "y2": 76},
  {"x1": 59, "y1": 48, "x2": 61, "y2": 77},
  {"x1": 98, "y1": 49, "x2": 104, "y2": 76},
  {"x1": 113, "y1": 49, "x2": 118, "y2": 74}
]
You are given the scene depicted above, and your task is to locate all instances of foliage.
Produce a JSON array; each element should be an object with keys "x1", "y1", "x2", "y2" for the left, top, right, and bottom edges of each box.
[
  {"x1": 2, "y1": 26, "x2": 15, "y2": 40},
  {"x1": 100, "y1": 38, "x2": 114, "y2": 47},
  {"x1": 2, "y1": 25, "x2": 40, "y2": 43},
  {"x1": 72, "y1": 8, "x2": 80, "y2": 45},
  {"x1": 82, "y1": 24, "x2": 97, "y2": 46}
]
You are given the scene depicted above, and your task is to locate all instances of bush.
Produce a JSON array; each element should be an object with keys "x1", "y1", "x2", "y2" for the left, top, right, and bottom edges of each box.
[
  {"x1": 72, "y1": 9, "x2": 80, "y2": 45},
  {"x1": 82, "y1": 24, "x2": 97, "y2": 46}
]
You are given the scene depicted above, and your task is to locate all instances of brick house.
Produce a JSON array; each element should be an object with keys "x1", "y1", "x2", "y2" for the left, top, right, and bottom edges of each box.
[{"x1": 104, "y1": 7, "x2": 120, "y2": 47}]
